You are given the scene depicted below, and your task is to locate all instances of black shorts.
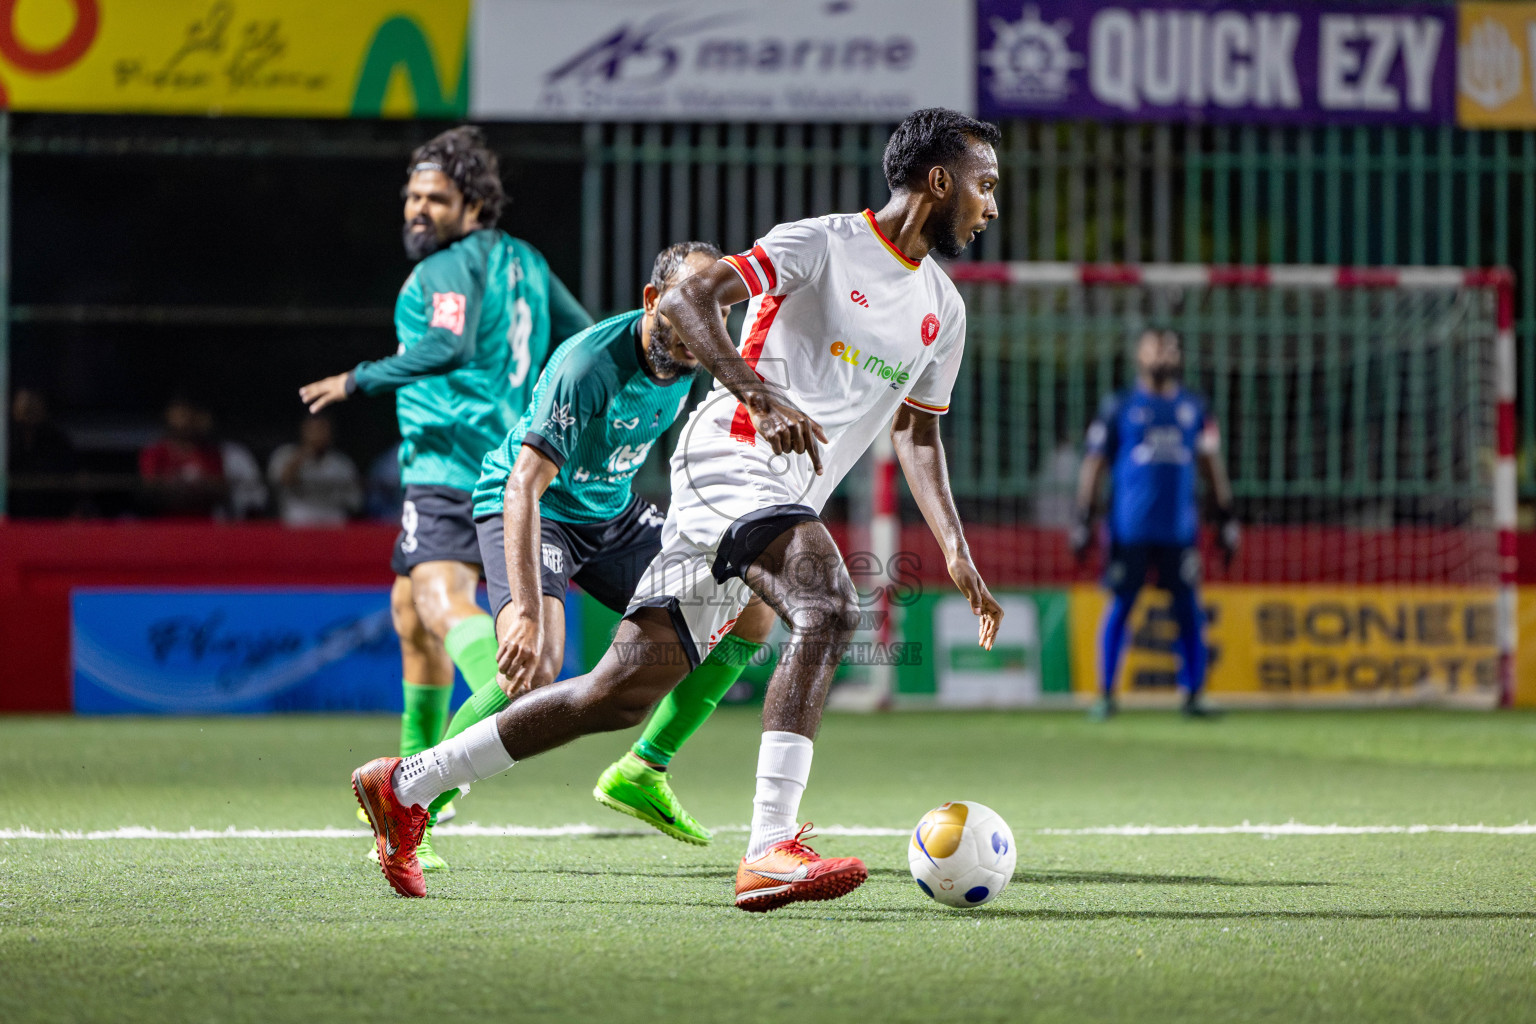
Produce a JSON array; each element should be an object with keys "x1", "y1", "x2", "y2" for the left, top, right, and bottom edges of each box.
[
  {"x1": 476, "y1": 495, "x2": 666, "y2": 619},
  {"x1": 390, "y1": 485, "x2": 484, "y2": 576},
  {"x1": 1103, "y1": 542, "x2": 1201, "y2": 599}
]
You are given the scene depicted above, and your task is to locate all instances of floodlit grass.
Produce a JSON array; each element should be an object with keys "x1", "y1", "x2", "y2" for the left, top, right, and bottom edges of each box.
[{"x1": 3, "y1": 709, "x2": 1535, "y2": 1023}]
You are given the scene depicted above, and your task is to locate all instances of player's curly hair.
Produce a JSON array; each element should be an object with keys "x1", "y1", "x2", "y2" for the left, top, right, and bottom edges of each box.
[
  {"x1": 407, "y1": 125, "x2": 505, "y2": 228},
  {"x1": 650, "y1": 240, "x2": 723, "y2": 292},
  {"x1": 882, "y1": 108, "x2": 1002, "y2": 193}
]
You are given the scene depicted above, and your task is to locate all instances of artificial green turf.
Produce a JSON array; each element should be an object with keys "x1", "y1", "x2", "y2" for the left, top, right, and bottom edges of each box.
[{"x1": 3, "y1": 709, "x2": 1535, "y2": 1023}]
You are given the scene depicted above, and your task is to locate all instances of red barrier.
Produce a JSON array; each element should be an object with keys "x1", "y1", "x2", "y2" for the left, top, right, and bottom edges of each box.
[{"x1": 1, "y1": 521, "x2": 1530, "y2": 712}]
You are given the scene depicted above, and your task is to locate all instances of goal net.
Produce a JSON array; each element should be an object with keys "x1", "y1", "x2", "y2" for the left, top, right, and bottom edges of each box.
[{"x1": 847, "y1": 264, "x2": 1515, "y2": 710}]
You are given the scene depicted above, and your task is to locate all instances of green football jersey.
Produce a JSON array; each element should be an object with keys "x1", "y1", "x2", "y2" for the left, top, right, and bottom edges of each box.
[
  {"x1": 351, "y1": 228, "x2": 593, "y2": 491},
  {"x1": 473, "y1": 309, "x2": 696, "y2": 524}
]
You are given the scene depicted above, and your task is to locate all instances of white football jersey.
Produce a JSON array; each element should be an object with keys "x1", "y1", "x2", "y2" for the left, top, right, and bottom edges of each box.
[{"x1": 689, "y1": 210, "x2": 966, "y2": 512}]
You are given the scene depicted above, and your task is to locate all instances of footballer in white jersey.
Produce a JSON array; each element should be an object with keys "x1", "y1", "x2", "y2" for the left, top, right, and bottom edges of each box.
[
  {"x1": 630, "y1": 208, "x2": 971, "y2": 661},
  {"x1": 350, "y1": 108, "x2": 1007, "y2": 913}
]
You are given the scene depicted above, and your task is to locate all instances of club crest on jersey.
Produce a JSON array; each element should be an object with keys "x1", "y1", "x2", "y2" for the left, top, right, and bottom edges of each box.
[
  {"x1": 430, "y1": 292, "x2": 467, "y2": 336},
  {"x1": 921, "y1": 313, "x2": 940, "y2": 346}
]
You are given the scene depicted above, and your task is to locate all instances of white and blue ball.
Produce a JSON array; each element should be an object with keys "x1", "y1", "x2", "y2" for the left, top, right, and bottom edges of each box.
[{"x1": 907, "y1": 801, "x2": 1016, "y2": 908}]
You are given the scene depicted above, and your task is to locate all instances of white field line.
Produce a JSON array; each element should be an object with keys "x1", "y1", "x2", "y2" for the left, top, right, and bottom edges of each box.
[{"x1": 3, "y1": 822, "x2": 1536, "y2": 841}]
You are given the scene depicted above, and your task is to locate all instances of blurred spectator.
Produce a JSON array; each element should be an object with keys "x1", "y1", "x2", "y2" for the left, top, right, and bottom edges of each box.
[
  {"x1": 8, "y1": 388, "x2": 79, "y2": 517},
  {"x1": 196, "y1": 407, "x2": 267, "y2": 520},
  {"x1": 138, "y1": 397, "x2": 226, "y2": 518},
  {"x1": 365, "y1": 442, "x2": 404, "y2": 523},
  {"x1": 267, "y1": 416, "x2": 362, "y2": 527}
]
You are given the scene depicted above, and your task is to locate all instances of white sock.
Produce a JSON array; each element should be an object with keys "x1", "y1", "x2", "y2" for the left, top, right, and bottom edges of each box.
[
  {"x1": 746, "y1": 730, "x2": 814, "y2": 859},
  {"x1": 391, "y1": 717, "x2": 515, "y2": 810}
]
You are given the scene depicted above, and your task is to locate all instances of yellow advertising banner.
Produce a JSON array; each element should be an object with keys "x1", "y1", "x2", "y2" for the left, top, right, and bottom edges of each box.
[
  {"x1": 0, "y1": 0, "x2": 467, "y2": 117},
  {"x1": 1068, "y1": 584, "x2": 1520, "y2": 704},
  {"x1": 1458, "y1": 2, "x2": 1536, "y2": 127}
]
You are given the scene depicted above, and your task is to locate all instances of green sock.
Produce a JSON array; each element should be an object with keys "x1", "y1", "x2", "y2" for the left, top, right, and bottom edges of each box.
[
  {"x1": 444, "y1": 614, "x2": 499, "y2": 693},
  {"x1": 426, "y1": 667, "x2": 513, "y2": 819},
  {"x1": 399, "y1": 681, "x2": 452, "y2": 757},
  {"x1": 632, "y1": 634, "x2": 764, "y2": 767}
]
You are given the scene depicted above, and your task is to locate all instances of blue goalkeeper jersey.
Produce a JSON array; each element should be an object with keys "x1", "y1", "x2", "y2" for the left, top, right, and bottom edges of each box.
[{"x1": 1085, "y1": 385, "x2": 1215, "y2": 547}]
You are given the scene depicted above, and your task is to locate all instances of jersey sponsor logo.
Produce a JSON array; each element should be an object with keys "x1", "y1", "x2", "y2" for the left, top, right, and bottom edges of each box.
[
  {"x1": 921, "y1": 312, "x2": 940, "y2": 346},
  {"x1": 606, "y1": 441, "x2": 655, "y2": 473},
  {"x1": 830, "y1": 341, "x2": 911, "y2": 389},
  {"x1": 612, "y1": 416, "x2": 641, "y2": 430},
  {"x1": 541, "y1": 543, "x2": 564, "y2": 575},
  {"x1": 639, "y1": 503, "x2": 665, "y2": 529},
  {"x1": 430, "y1": 292, "x2": 468, "y2": 336},
  {"x1": 849, "y1": 289, "x2": 869, "y2": 308},
  {"x1": 546, "y1": 401, "x2": 578, "y2": 438},
  {"x1": 1131, "y1": 425, "x2": 1193, "y2": 466}
]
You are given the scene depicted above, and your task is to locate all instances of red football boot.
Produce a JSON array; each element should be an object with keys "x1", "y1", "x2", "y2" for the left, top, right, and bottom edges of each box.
[
  {"x1": 734, "y1": 823, "x2": 868, "y2": 912},
  {"x1": 352, "y1": 756, "x2": 428, "y2": 898}
]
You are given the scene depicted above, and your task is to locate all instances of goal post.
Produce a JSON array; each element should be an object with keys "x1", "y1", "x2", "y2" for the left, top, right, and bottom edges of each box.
[{"x1": 850, "y1": 262, "x2": 1516, "y2": 710}]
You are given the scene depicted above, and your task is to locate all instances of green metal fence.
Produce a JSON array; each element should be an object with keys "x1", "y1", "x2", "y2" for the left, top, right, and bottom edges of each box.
[{"x1": 582, "y1": 121, "x2": 1536, "y2": 499}]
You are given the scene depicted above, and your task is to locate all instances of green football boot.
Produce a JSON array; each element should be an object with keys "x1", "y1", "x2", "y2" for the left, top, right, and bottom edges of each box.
[
  {"x1": 593, "y1": 755, "x2": 712, "y2": 846},
  {"x1": 366, "y1": 825, "x2": 449, "y2": 872}
]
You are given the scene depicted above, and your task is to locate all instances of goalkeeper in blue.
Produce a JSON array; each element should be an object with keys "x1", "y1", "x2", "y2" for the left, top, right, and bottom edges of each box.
[{"x1": 1070, "y1": 328, "x2": 1239, "y2": 720}]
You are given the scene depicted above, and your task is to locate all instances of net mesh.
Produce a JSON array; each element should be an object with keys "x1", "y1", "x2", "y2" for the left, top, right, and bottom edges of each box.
[{"x1": 935, "y1": 276, "x2": 1500, "y2": 591}]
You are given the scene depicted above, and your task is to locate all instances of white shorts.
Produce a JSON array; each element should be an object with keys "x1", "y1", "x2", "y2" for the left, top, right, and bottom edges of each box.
[{"x1": 625, "y1": 429, "x2": 822, "y2": 667}]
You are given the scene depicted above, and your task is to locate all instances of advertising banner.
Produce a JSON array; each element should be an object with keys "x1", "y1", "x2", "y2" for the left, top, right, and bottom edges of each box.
[
  {"x1": 574, "y1": 590, "x2": 1072, "y2": 708},
  {"x1": 1457, "y1": 2, "x2": 1536, "y2": 128},
  {"x1": 0, "y1": 0, "x2": 467, "y2": 117},
  {"x1": 471, "y1": 0, "x2": 972, "y2": 121},
  {"x1": 978, "y1": 0, "x2": 1456, "y2": 125},
  {"x1": 72, "y1": 588, "x2": 582, "y2": 714},
  {"x1": 1068, "y1": 584, "x2": 1502, "y2": 703}
]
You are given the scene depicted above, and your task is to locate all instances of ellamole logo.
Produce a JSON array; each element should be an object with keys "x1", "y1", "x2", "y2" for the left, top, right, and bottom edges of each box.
[{"x1": 830, "y1": 340, "x2": 911, "y2": 389}]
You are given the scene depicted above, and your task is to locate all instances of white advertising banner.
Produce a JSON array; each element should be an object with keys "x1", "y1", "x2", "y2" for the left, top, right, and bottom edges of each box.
[{"x1": 471, "y1": 0, "x2": 973, "y2": 121}]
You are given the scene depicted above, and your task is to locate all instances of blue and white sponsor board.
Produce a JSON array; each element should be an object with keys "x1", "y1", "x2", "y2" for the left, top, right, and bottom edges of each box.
[
  {"x1": 71, "y1": 588, "x2": 584, "y2": 714},
  {"x1": 471, "y1": 0, "x2": 973, "y2": 121}
]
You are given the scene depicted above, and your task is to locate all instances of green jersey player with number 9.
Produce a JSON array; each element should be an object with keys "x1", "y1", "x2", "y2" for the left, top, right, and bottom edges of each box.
[{"x1": 299, "y1": 126, "x2": 591, "y2": 869}]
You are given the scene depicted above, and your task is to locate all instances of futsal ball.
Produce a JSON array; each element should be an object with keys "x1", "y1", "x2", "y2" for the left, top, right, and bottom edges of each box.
[{"x1": 908, "y1": 801, "x2": 1017, "y2": 908}]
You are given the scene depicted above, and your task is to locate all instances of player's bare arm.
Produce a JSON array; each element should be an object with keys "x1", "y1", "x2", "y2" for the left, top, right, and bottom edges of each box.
[
  {"x1": 1198, "y1": 444, "x2": 1241, "y2": 562},
  {"x1": 657, "y1": 265, "x2": 829, "y2": 474},
  {"x1": 890, "y1": 405, "x2": 1002, "y2": 650},
  {"x1": 497, "y1": 444, "x2": 561, "y2": 695},
  {"x1": 1070, "y1": 451, "x2": 1106, "y2": 560}
]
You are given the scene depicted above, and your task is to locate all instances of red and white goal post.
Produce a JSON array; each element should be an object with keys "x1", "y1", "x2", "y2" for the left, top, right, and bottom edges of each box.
[{"x1": 848, "y1": 262, "x2": 1517, "y2": 710}]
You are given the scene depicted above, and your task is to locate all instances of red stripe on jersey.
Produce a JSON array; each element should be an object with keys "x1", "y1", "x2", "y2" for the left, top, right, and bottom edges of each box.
[
  {"x1": 725, "y1": 254, "x2": 762, "y2": 296},
  {"x1": 751, "y1": 245, "x2": 778, "y2": 290},
  {"x1": 903, "y1": 396, "x2": 949, "y2": 414},
  {"x1": 729, "y1": 295, "x2": 784, "y2": 444}
]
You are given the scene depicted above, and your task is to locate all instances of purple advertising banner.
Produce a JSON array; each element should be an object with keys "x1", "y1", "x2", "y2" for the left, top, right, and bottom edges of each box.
[{"x1": 977, "y1": 1, "x2": 1455, "y2": 125}]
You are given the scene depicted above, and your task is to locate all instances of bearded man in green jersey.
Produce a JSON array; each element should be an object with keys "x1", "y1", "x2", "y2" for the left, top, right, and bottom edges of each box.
[
  {"x1": 301, "y1": 127, "x2": 591, "y2": 868},
  {"x1": 410, "y1": 242, "x2": 774, "y2": 856}
]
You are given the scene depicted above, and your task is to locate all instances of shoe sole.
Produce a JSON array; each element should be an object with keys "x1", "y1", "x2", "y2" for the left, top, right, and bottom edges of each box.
[
  {"x1": 735, "y1": 863, "x2": 869, "y2": 913},
  {"x1": 351, "y1": 769, "x2": 424, "y2": 898},
  {"x1": 592, "y1": 786, "x2": 711, "y2": 846}
]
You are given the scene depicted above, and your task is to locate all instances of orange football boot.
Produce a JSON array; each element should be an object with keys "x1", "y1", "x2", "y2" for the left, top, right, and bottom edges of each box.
[
  {"x1": 735, "y1": 823, "x2": 868, "y2": 912},
  {"x1": 352, "y1": 756, "x2": 429, "y2": 898}
]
